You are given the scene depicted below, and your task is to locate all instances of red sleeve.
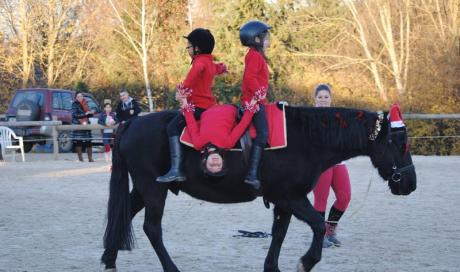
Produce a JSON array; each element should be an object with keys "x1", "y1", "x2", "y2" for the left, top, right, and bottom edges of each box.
[
  {"x1": 184, "y1": 111, "x2": 206, "y2": 150},
  {"x1": 183, "y1": 61, "x2": 205, "y2": 89},
  {"x1": 243, "y1": 54, "x2": 262, "y2": 93},
  {"x1": 224, "y1": 111, "x2": 254, "y2": 147}
]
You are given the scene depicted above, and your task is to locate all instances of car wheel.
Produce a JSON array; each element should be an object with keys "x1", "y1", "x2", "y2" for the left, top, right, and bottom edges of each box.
[
  {"x1": 16, "y1": 100, "x2": 40, "y2": 121},
  {"x1": 58, "y1": 131, "x2": 73, "y2": 153}
]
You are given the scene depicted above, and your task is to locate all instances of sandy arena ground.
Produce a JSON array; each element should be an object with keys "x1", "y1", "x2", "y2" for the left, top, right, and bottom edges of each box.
[{"x1": 0, "y1": 153, "x2": 459, "y2": 272}]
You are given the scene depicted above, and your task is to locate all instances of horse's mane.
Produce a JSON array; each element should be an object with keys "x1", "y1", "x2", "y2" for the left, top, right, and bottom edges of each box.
[{"x1": 285, "y1": 106, "x2": 378, "y2": 150}]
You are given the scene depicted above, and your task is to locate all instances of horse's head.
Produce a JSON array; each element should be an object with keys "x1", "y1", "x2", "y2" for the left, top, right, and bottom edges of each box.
[{"x1": 369, "y1": 104, "x2": 416, "y2": 195}]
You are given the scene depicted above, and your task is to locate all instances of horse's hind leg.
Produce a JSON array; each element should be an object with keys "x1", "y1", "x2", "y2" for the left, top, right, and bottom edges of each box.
[
  {"x1": 289, "y1": 198, "x2": 325, "y2": 272},
  {"x1": 102, "y1": 189, "x2": 145, "y2": 270},
  {"x1": 142, "y1": 186, "x2": 180, "y2": 272},
  {"x1": 264, "y1": 205, "x2": 292, "y2": 272}
]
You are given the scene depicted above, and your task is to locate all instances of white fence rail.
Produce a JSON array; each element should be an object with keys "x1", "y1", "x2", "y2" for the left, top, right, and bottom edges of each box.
[
  {"x1": 0, "y1": 113, "x2": 459, "y2": 160},
  {"x1": 404, "y1": 114, "x2": 460, "y2": 120}
]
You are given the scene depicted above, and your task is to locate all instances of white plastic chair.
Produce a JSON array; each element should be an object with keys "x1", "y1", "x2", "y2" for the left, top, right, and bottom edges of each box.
[{"x1": 0, "y1": 126, "x2": 25, "y2": 162}]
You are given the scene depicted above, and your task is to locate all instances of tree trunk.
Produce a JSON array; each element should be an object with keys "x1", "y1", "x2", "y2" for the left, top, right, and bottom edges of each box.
[{"x1": 141, "y1": 0, "x2": 154, "y2": 112}]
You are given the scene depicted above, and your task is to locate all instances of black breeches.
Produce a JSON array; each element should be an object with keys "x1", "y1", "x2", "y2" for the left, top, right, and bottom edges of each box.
[
  {"x1": 166, "y1": 107, "x2": 205, "y2": 137},
  {"x1": 253, "y1": 104, "x2": 268, "y2": 147}
]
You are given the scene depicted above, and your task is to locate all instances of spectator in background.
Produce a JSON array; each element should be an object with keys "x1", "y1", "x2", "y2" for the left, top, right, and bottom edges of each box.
[
  {"x1": 116, "y1": 90, "x2": 141, "y2": 122},
  {"x1": 98, "y1": 103, "x2": 118, "y2": 163},
  {"x1": 311, "y1": 83, "x2": 351, "y2": 248},
  {"x1": 0, "y1": 142, "x2": 4, "y2": 163},
  {"x1": 72, "y1": 91, "x2": 95, "y2": 162}
]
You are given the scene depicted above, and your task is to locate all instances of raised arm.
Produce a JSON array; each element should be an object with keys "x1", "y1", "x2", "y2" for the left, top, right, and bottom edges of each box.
[
  {"x1": 223, "y1": 96, "x2": 264, "y2": 148},
  {"x1": 215, "y1": 62, "x2": 228, "y2": 75},
  {"x1": 224, "y1": 110, "x2": 254, "y2": 147},
  {"x1": 179, "y1": 95, "x2": 207, "y2": 150}
]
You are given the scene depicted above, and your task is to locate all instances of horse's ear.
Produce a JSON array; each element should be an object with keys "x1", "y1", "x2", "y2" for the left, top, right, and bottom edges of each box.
[{"x1": 389, "y1": 103, "x2": 405, "y2": 129}]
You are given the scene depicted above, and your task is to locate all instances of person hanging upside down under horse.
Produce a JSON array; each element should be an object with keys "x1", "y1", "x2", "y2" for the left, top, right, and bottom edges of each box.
[
  {"x1": 156, "y1": 28, "x2": 227, "y2": 183},
  {"x1": 177, "y1": 89, "x2": 267, "y2": 177}
]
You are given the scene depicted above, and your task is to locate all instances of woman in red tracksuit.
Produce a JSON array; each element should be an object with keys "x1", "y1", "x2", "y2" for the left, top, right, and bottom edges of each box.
[
  {"x1": 238, "y1": 20, "x2": 271, "y2": 192},
  {"x1": 312, "y1": 84, "x2": 352, "y2": 248},
  {"x1": 156, "y1": 28, "x2": 227, "y2": 183}
]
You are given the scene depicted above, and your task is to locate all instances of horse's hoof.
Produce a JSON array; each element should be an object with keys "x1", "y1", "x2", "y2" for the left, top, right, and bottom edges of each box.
[
  {"x1": 105, "y1": 268, "x2": 117, "y2": 272},
  {"x1": 297, "y1": 261, "x2": 306, "y2": 272}
]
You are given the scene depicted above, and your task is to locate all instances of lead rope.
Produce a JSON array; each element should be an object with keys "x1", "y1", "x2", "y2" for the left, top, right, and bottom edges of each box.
[{"x1": 347, "y1": 168, "x2": 373, "y2": 219}]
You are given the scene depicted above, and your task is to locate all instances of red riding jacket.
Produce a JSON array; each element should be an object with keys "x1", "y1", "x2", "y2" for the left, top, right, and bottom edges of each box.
[
  {"x1": 183, "y1": 105, "x2": 254, "y2": 150},
  {"x1": 183, "y1": 54, "x2": 226, "y2": 109},
  {"x1": 241, "y1": 48, "x2": 269, "y2": 106}
]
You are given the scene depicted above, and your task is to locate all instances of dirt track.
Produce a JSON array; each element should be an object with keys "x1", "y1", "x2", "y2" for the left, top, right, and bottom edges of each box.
[{"x1": 0, "y1": 154, "x2": 459, "y2": 272}]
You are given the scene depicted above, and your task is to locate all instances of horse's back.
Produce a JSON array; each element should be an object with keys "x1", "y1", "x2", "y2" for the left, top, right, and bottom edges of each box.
[{"x1": 117, "y1": 111, "x2": 177, "y2": 170}]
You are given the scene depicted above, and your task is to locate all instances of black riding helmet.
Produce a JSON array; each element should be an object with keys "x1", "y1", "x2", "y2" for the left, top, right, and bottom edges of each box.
[
  {"x1": 239, "y1": 20, "x2": 271, "y2": 47},
  {"x1": 184, "y1": 28, "x2": 215, "y2": 55}
]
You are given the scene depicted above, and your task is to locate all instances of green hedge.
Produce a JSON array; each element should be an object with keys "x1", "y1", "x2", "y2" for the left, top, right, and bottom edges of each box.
[{"x1": 406, "y1": 120, "x2": 460, "y2": 155}]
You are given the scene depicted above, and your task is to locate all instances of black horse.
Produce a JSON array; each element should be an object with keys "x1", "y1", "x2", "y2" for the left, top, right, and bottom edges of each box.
[{"x1": 101, "y1": 105, "x2": 416, "y2": 272}]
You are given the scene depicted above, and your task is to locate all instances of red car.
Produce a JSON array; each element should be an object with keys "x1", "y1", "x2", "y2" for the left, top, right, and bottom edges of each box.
[{"x1": 5, "y1": 88, "x2": 102, "y2": 153}]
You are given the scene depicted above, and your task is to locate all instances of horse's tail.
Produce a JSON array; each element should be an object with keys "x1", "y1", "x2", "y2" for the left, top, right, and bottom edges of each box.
[{"x1": 103, "y1": 121, "x2": 135, "y2": 251}]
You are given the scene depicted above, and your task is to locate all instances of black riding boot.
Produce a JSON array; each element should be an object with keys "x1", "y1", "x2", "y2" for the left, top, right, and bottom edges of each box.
[
  {"x1": 244, "y1": 145, "x2": 263, "y2": 191},
  {"x1": 156, "y1": 136, "x2": 186, "y2": 183}
]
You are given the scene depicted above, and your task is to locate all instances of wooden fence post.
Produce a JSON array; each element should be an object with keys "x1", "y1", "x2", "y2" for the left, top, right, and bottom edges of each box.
[{"x1": 52, "y1": 116, "x2": 59, "y2": 160}]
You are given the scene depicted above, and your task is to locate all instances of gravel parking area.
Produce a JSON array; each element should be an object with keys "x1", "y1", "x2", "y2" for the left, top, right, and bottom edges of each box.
[{"x1": 0, "y1": 154, "x2": 459, "y2": 271}]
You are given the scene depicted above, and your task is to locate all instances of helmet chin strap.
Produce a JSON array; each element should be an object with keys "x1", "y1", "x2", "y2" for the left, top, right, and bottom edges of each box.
[{"x1": 193, "y1": 45, "x2": 201, "y2": 56}]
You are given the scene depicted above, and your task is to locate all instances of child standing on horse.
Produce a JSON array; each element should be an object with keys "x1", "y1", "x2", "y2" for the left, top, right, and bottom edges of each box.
[
  {"x1": 239, "y1": 21, "x2": 271, "y2": 191},
  {"x1": 156, "y1": 28, "x2": 227, "y2": 183}
]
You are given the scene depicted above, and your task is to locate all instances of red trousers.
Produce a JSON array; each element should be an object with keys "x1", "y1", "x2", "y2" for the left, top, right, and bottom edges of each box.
[{"x1": 313, "y1": 164, "x2": 351, "y2": 212}]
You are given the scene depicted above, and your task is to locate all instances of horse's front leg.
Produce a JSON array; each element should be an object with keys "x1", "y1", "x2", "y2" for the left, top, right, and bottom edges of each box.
[
  {"x1": 289, "y1": 198, "x2": 325, "y2": 272},
  {"x1": 264, "y1": 205, "x2": 292, "y2": 272},
  {"x1": 102, "y1": 189, "x2": 145, "y2": 270}
]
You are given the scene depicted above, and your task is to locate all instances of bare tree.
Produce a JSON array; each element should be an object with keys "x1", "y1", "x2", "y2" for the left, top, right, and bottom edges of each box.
[
  {"x1": 343, "y1": 0, "x2": 412, "y2": 100},
  {"x1": 107, "y1": 0, "x2": 156, "y2": 112},
  {"x1": 0, "y1": 0, "x2": 35, "y2": 87},
  {"x1": 291, "y1": 1, "x2": 413, "y2": 102}
]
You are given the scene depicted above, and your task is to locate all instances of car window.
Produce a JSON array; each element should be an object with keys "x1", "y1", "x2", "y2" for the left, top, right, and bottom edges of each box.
[
  {"x1": 61, "y1": 93, "x2": 73, "y2": 110},
  {"x1": 52, "y1": 92, "x2": 62, "y2": 109},
  {"x1": 84, "y1": 96, "x2": 100, "y2": 112},
  {"x1": 12, "y1": 91, "x2": 44, "y2": 107}
]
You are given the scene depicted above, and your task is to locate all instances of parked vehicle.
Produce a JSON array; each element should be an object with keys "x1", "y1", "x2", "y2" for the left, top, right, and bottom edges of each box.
[{"x1": 5, "y1": 88, "x2": 102, "y2": 153}]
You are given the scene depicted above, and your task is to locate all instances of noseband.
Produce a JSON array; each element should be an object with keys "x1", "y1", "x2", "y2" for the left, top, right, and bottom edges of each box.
[
  {"x1": 390, "y1": 164, "x2": 414, "y2": 182},
  {"x1": 369, "y1": 111, "x2": 414, "y2": 183}
]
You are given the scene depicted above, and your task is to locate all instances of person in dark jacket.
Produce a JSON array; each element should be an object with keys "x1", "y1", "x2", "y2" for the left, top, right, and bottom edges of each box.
[
  {"x1": 72, "y1": 91, "x2": 95, "y2": 162},
  {"x1": 98, "y1": 103, "x2": 118, "y2": 163},
  {"x1": 116, "y1": 90, "x2": 141, "y2": 122}
]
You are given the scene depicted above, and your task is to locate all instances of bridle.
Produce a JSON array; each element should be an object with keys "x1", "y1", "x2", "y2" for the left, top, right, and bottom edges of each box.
[{"x1": 369, "y1": 111, "x2": 414, "y2": 183}]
